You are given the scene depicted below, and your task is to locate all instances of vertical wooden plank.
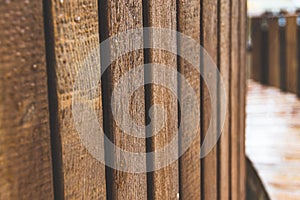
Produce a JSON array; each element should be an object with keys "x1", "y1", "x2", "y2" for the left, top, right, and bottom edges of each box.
[
  {"x1": 238, "y1": 0, "x2": 247, "y2": 199},
  {"x1": 144, "y1": 0, "x2": 179, "y2": 199},
  {"x1": 230, "y1": 0, "x2": 240, "y2": 199},
  {"x1": 268, "y1": 16, "x2": 280, "y2": 88},
  {"x1": 260, "y1": 16, "x2": 269, "y2": 85},
  {"x1": 297, "y1": 13, "x2": 300, "y2": 97},
  {"x1": 0, "y1": 0, "x2": 54, "y2": 199},
  {"x1": 44, "y1": 0, "x2": 106, "y2": 198},
  {"x1": 251, "y1": 17, "x2": 262, "y2": 82},
  {"x1": 286, "y1": 16, "x2": 298, "y2": 93},
  {"x1": 279, "y1": 14, "x2": 287, "y2": 91},
  {"x1": 177, "y1": 0, "x2": 201, "y2": 199},
  {"x1": 202, "y1": 0, "x2": 218, "y2": 200},
  {"x1": 219, "y1": 0, "x2": 230, "y2": 199},
  {"x1": 99, "y1": 0, "x2": 147, "y2": 199}
]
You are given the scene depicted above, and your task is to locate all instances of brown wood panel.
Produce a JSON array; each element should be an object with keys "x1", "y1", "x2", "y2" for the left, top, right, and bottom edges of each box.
[
  {"x1": 239, "y1": 0, "x2": 247, "y2": 199},
  {"x1": 202, "y1": 0, "x2": 218, "y2": 200},
  {"x1": 230, "y1": 0, "x2": 240, "y2": 199},
  {"x1": 251, "y1": 17, "x2": 262, "y2": 81},
  {"x1": 219, "y1": 0, "x2": 230, "y2": 199},
  {"x1": 44, "y1": 0, "x2": 106, "y2": 198},
  {"x1": 99, "y1": 0, "x2": 147, "y2": 199},
  {"x1": 268, "y1": 17, "x2": 280, "y2": 88},
  {"x1": 143, "y1": 0, "x2": 179, "y2": 199},
  {"x1": 0, "y1": 0, "x2": 54, "y2": 199},
  {"x1": 286, "y1": 16, "x2": 298, "y2": 93},
  {"x1": 177, "y1": 0, "x2": 201, "y2": 199}
]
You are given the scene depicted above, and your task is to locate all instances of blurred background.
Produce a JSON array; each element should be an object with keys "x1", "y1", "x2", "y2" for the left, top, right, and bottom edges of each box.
[
  {"x1": 248, "y1": 0, "x2": 300, "y2": 16},
  {"x1": 246, "y1": 0, "x2": 300, "y2": 199}
]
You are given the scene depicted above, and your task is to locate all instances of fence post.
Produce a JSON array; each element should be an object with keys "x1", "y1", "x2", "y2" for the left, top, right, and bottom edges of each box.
[
  {"x1": 297, "y1": 10, "x2": 300, "y2": 97},
  {"x1": 251, "y1": 17, "x2": 262, "y2": 82},
  {"x1": 268, "y1": 14, "x2": 280, "y2": 88},
  {"x1": 286, "y1": 15, "x2": 298, "y2": 93},
  {"x1": 279, "y1": 12, "x2": 287, "y2": 91},
  {"x1": 261, "y1": 12, "x2": 270, "y2": 85}
]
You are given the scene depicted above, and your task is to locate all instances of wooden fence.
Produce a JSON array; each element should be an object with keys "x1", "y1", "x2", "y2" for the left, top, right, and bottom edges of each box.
[
  {"x1": 0, "y1": 0, "x2": 246, "y2": 199},
  {"x1": 250, "y1": 12, "x2": 300, "y2": 96}
]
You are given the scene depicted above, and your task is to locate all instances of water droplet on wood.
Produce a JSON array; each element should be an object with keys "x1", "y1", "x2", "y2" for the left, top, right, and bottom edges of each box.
[
  {"x1": 74, "y1": 16, "x2": 81, "y2": 23},
  {"x1": 32, "y1": 64, "x2": 38, "y2": 70},
  {"x1": 17, "y1": 101, "x2": 22, "y2": 108}
]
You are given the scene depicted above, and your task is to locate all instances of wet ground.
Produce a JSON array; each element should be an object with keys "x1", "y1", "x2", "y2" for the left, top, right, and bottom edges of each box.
[{"x1": 246, "y1": 81, "x2": 300, "y2": 199}]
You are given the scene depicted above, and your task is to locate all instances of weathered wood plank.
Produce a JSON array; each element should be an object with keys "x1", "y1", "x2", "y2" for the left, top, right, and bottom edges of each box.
[
  {"x1": 279, "y1": 14, "x2": 287, "y2": 91},
  {"x1": 239, "y1": 0, "x2": 247, "y2": 199},
  {"x1": 0, "y1": 0, "x2": 54, "y2": 199},
  {"x1": 268, "y1": 17, "x2": 280, "y2": 88},
  {"x1": 143, "y1": 0, "x2": 179, "y2": 199},
  {"x1": 230, "y1": 0, "x2": 240, "y2": 199},
  {"x1": 286, "y1": 16, "x2": 298, "y2": 93},
  {"x1": 260, "y1": 15, "x2": 269, "y2": 85},
  {"x1": 202, "y1": 0, "x2": 218, "y2": 199},
  {"x1": 44, "y1": 0, "x2": 106, "y2": 198},
  {"x1": 177, "y1": 0, "x2": 201, "y2": 199},
  {"x1": 251, "y1": 17, "x2": 262, "y2": 82},
  {"x1": 298, "y1": 14, "x2": 300, "y2": 97},
  {"x1": 99, "y1": 0, "x2": 147, "y2": 199},
  {"x1": 219, "y1": 0, "x2": 230, "y2": 199}
]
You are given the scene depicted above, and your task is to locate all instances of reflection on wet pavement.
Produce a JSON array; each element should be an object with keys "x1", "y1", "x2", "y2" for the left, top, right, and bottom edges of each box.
[{"x1": 246, "y1": 81, "x2": 300, "y2": 200}]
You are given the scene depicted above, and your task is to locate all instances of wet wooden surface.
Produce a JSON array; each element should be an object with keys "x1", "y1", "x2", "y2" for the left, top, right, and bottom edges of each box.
[
  {"x1": 44, "y1": 0, "x2": 107, "y2": 198},
  {"x1": 177, "y1": 0, "x2": 201, "y2": 199},
  {"x1": 0, "y1": 0, "x2": 247, "y2": 198},
  {"x1": 99, "y1": 0, "x2": 147, "y2": 199},
  {"x1": 202, "y1": 1, "x2": 218, "y2": 199},
  {"x1": 0, "y1": 0, "x2": 54, "y2": 198},
  {"x1": 144, "y1": 0, "x2": 179, "y2": 199},
  {"x1": 246, "y1": 80, "x2": 300, "y2": 200}
]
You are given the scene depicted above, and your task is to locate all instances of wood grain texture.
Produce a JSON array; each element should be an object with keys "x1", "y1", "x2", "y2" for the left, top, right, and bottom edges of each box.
[
  {"x1": 251, "y1": 17, "x2": 262, "y2": 82},
  {"x1": 44, "y1": 0, "x2": 106, "y2": 198},
  {"x1": 0, "y1": 0, "x2": 54, "y2": 199},
  {"x1": 230, "y1": 0, "x2": 240, "y2": 199},
  {"x1": 268, "y1": 17, "x2": 280, "y2": 88},
  {"x1": 99, "y1": 0, "x2": 147, "y2": 199},
  {"x1": 298, "y1": 18, "x2": 300, "y2": 97},
  {"x1": 202, "y1": 0, "x2": 218, "y2": 200},
  {"x1": 286, "y1": 16, "x2": 298, "y2": 93},
  {"x1": 218, "y1": 0, "x2": 230, "y2": 199},
  {"x1": 260, "y1": 16, "x2": 269, "y2": 85},
  {"x1": 144, "y1": 0, "x2": 179, "y2": 199},
  {"x1": 279, "y1": 17, "x2": 287, "y2": 91},
  {"x1": 238, "y1": 0, "x2": 247, "y2": 199},
  {"x1": 177, "y1": 0, "x2": 201, "y2": 199}
]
